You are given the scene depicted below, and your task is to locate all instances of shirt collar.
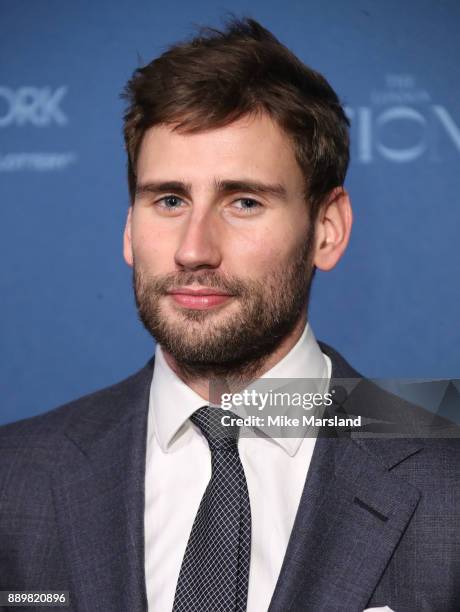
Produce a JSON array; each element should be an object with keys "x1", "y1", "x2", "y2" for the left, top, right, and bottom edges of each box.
[
  {"x1": 241, "y1": 322, "x2": 330, "y2": 456},
  {"x1": 149, "y1": 344, "x2": 206, "y2": 453},
  {"x1": 149, "y1": 322, "x2": 331, "y2": 456}
]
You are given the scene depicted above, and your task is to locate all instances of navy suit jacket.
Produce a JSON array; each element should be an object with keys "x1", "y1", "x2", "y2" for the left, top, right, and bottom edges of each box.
[{"x1": 1, "y1": 343, "x2": 459, "y2": 612}]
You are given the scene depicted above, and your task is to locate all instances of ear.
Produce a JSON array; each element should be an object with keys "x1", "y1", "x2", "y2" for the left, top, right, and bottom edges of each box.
[
  {"x1": 123, "y1": 206, "x2": 134, "y2": 267},
  {"x1": 313, "y1": 187, "x2": 352, "y2": 271}
]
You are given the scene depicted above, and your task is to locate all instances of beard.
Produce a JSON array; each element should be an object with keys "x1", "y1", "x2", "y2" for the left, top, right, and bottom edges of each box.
[{"x1": 132, "y1": 232, "x2": 316, "y2": 381}]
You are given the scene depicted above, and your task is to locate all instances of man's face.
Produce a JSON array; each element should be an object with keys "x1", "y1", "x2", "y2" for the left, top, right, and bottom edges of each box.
[{"x1": 124, "y1": 113, "x2": 316, "y2": 376}]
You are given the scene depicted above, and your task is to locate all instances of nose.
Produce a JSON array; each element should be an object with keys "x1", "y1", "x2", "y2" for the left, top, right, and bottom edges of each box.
[{"x1": 174, "y1": 211, "x2": 222, "y2": 271}]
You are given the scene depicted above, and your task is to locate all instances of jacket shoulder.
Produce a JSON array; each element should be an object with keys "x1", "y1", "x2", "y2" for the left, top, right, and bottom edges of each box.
[
  {"x1": 0, "y1": 357, "x2": 155, "y2": 448},
  {"x1": 319, "y1": 340, "x2": 460, "y2": 459}
]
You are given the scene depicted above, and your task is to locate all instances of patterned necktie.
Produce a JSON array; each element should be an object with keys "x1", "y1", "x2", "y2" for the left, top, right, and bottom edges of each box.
[{"x1": 172, "y1": 405, "x2": 252, "y2": 612}]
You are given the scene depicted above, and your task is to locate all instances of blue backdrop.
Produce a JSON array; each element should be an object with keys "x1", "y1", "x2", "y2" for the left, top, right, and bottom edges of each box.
[{"x1": 1, "y1": 0, "x2": 459, "y2": 425}]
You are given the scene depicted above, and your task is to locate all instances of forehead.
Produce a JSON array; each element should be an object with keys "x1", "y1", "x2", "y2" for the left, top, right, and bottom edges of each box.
[{"x1": 136, "y1": 113, "x2": 304, "y2": 190}]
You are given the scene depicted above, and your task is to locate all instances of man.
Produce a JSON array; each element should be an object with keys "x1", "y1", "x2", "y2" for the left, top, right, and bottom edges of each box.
[{"x1": 1, "y1": 17, "x2": 459, "y2": 612}]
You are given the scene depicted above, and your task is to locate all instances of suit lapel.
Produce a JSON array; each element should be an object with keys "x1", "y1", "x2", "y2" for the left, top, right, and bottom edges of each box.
[
  {"x1": 52, "y1": 359, "x2": 154, "y2": 612},
  {"x1": 268, "y1": 436, "x2": 422, "y2": 612},
  {"x1": 268, "y1": 344, "x2": 424, "y2": 612}
]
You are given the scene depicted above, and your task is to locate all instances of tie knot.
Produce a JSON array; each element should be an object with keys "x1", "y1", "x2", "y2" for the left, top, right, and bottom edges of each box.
[{"x1": 191, "y1": 405, "x2": 239, "y2": 451}]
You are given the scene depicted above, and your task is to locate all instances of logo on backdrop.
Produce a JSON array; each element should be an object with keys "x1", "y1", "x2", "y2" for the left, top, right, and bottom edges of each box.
[
  {"x1": 345, "y1": 74, "x2": 460, "y2": 163},
  {"x1": 0, "y1": 86, "x2": 68, "y2": 127},
  {"x1": 0, "y1": 85, "x2": 77, "y2": 172}
]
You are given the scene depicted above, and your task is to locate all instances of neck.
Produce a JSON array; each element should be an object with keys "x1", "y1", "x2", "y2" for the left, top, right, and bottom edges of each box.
[{"x1": 161, "y1": 313, "x2": 308, "y2": 401}]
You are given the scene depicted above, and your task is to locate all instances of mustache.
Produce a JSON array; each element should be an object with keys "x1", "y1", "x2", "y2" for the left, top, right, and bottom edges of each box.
[{"x1": 134, "y1": 268, "x2": 251, "y2": 297}]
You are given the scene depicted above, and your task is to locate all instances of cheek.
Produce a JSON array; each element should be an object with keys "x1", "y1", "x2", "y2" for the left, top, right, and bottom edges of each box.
[
  {"x1": 224, "y1": 225, "x2": 299, "y2": 278},
  {"x1": 131, "y1": 219, "x2": 176, "y2": 269},
  {"x1": 272, "y1": 217, "x2": 311, "y2": 265}
]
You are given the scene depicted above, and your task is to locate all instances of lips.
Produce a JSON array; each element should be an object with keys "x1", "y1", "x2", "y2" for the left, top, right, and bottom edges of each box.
[{"x1": 167, "y1": 287, "x2": 234, "y2": 310}]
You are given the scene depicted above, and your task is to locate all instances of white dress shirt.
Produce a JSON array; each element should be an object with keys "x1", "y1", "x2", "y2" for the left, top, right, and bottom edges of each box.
[{"x1": 144, "y1": 323, "x2": 331, "y2": 611}]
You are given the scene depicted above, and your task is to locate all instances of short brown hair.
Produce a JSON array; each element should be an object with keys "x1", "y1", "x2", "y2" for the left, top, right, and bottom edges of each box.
[{"x1": 122, "y1": 17, "x2": 350, "y2": 219}]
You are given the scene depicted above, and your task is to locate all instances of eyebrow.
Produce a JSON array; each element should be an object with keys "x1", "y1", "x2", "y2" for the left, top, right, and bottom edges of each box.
[{"x1": 135, "y1": 178, "x2": 288, "y2": 201}]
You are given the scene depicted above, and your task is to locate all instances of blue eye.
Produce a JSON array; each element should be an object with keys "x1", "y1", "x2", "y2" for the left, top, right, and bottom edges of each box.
[
  {"x1": 234, "y1": 198, "x2": 262, "y2": 212},
  {"x1": 159, "y1": 195, "x2": 183, "y2": 209}
]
